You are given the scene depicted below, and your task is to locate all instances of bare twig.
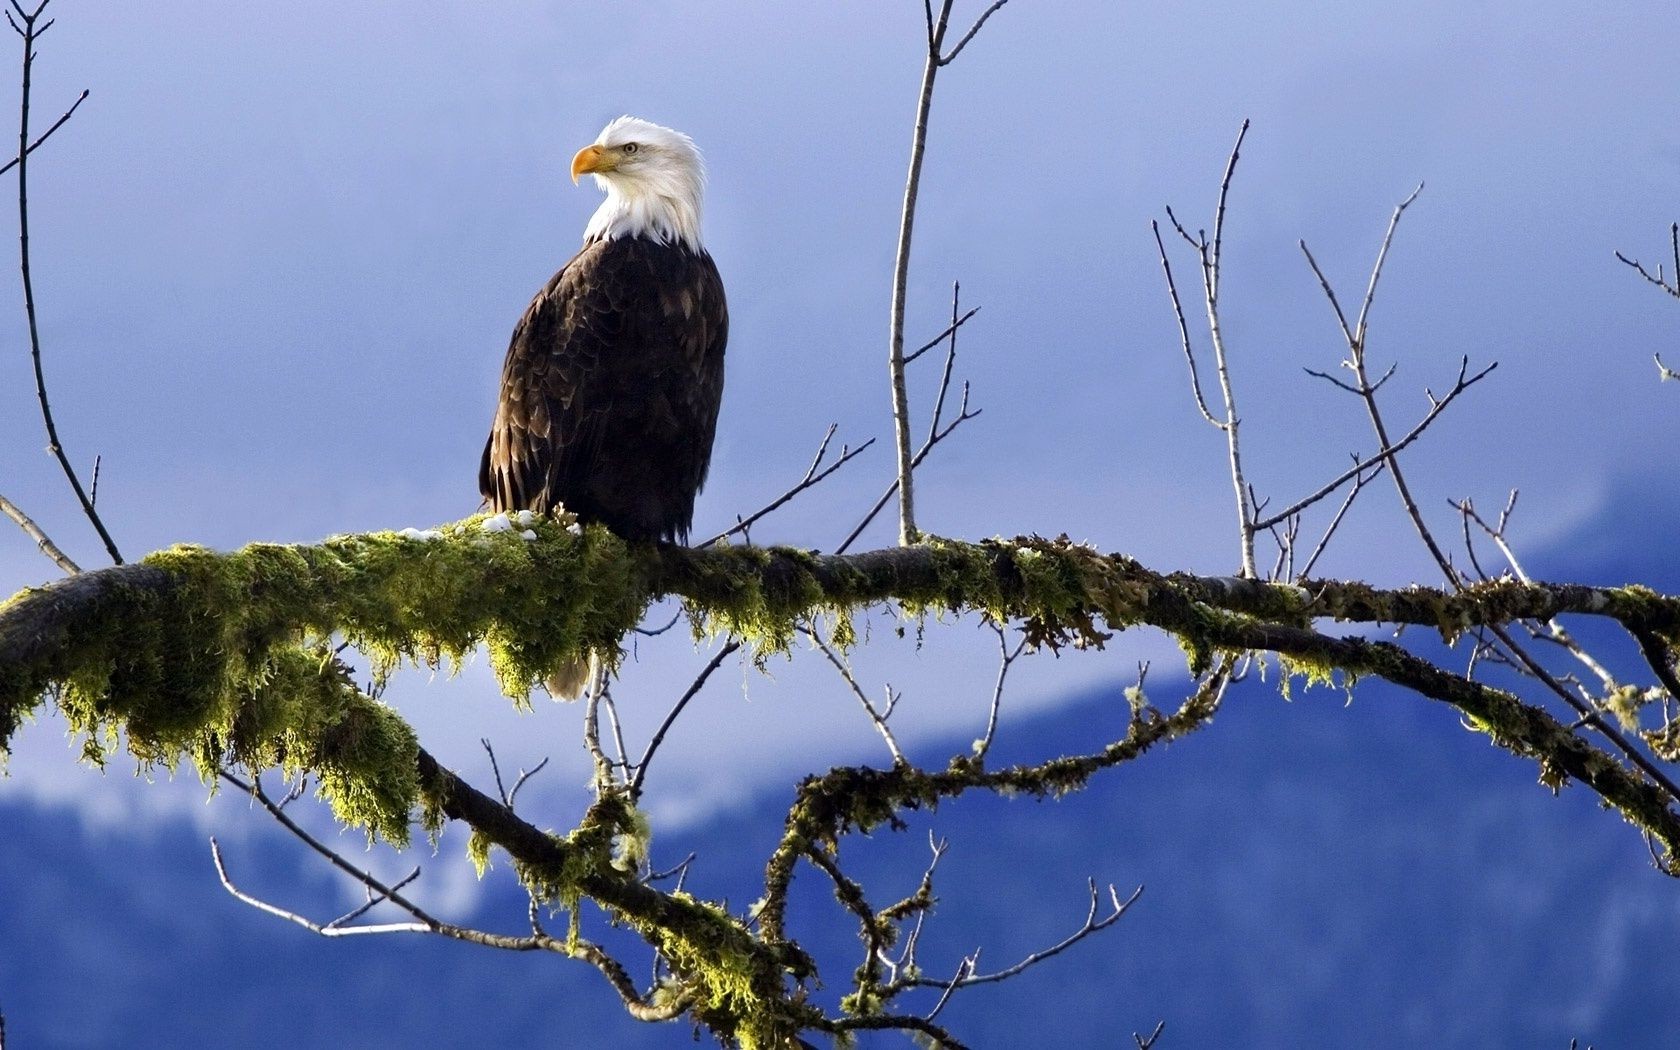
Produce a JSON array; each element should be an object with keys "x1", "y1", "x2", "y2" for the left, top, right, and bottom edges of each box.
[
  {"x1": 804, "y1": 624, "x2": 906, "y2": 765},
  {"x1": 899, "y1": 881, "x2": 1143, "y2": 1005},
  {"x1": 903, "y1": 302, "x2": 981, "y2": 364},
  {"x1": 210, "y1": 835, "x2": 687, "y2": 1021},
  {"x1": 939, "y1": 0, "x2": 1010, "y2": 65},
  {"x1": 1297, "y1": 458, "x2": 1383, "y2": 579},
  {"x1": 701, "y1": 425, "x2": 875, "y2": 547},
  {"x1": 0, "y1": 489, "x2": 77, "y2": 572},
  {"x1": 0, "y1": 82, "x2": 80, "y2": 179},
  {"x1": 957, "y1": 881, "x2": 1142, "y2": 986},
  {"x1": 1153, "y1": 219, "x2": 1221, "y2": 427},
  {"x1": 633, "y1": 608, "x2": 684, "y2": 637},
  {"x1": 836, "y1": 376, "x2": 978, "y2": 555},
  {"x1": 887, "y1": 0, "x2": 1008, "y2": 546},
  {"x1": 479, "y1": 740, "x2": 550, "y2": 811},
  {"x1": 10, "y1": 3, "x2": 118, "y2": 565},
  {"x1": 975, "y1": 623, "x2": 1026, "y2": 762},
  {"x1": 630, "y1": 641, "x2": 738, "y2": 798},
  {"x1": 1253, "y1": 353, "x2": 1495, "y2": 531},
  {"x1": 829, "y1": 1013, "x2": 971, "y2": 1050},
  {"x1": 927, "y1": 281, "x2": 965, "y2": 440},
  {"x1": 1455, "y1": 496, "x2": 1617, "y2": 691},
  {"x1": 1615, "y1": 223, "x2": 1680, "y2": 298},
  {"x1": 1135, "y1": 1020, "x2": 1167, "y2": 1049},
  {"x1": 1160, "y1": 120, "x2": 1257, "y2": 576},
  {"x1": 482, "y1": 737, "x2": 510, "y2": 805}
]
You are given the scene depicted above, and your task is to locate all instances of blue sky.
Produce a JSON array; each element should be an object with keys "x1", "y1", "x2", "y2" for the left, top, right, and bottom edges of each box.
[{"x1": 3, "y1": 2, "x2": 1679, "y2": 1046}]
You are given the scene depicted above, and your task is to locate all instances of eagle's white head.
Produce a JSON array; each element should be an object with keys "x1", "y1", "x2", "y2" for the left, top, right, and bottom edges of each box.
[{"x1": 572, "y1": 116, "x2": 706, "y2": 252}]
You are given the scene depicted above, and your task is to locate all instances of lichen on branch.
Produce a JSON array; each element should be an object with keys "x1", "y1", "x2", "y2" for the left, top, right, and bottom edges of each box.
[{"x1": 3, "y1": 516, "x2": 1679, "y2": 857}]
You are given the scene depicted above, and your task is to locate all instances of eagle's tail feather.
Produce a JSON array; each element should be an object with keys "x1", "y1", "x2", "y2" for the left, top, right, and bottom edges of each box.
[{"x1": 545, "y1": 651, "x2": 599, "y2": 702}]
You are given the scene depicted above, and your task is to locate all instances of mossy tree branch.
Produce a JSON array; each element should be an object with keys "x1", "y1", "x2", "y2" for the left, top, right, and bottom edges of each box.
[{"x1": 6, "y1": 517, "x2": 1680, "y2": 1041}]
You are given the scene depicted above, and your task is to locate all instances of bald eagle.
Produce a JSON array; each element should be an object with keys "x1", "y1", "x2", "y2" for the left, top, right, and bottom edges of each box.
[{"x1": 480, "y1": 116, "x2": 727, "y2": 697}]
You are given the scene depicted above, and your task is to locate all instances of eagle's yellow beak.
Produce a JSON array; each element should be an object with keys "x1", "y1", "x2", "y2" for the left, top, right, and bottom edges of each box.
[{"x1": 571, "y1": 144, "x2": 614, "y2": 184}]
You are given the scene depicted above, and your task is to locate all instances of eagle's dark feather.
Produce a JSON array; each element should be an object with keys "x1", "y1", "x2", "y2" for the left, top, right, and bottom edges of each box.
[{"x1": 480, "y1": 235, "x2": 728, "y2": 543}]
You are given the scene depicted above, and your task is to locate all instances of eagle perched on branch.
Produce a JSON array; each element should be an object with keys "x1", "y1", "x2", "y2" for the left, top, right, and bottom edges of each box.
[{"x1": 481, "y1": 116, "x2": 728, "y2": 696}]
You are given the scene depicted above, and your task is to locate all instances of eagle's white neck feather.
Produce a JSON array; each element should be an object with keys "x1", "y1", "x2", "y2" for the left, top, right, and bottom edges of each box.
[{"x1": 582, "y1": 117, "x2": 706, "y2": 252}]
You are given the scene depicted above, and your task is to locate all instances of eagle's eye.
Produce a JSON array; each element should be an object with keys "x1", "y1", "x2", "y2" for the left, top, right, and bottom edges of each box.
[{"x1": 622, "y1": 142, "x2": 639, "y2": 155}]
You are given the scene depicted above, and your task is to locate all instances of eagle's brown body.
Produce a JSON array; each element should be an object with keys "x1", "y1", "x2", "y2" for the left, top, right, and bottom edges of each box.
[{"x1": 480, "y1": 235, "x2": 728, "y2": 544}]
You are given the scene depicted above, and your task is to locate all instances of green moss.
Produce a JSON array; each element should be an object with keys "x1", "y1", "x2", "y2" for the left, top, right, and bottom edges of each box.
[{"x1": 1, "y1": 514, "x2": 656, "y2": 842}]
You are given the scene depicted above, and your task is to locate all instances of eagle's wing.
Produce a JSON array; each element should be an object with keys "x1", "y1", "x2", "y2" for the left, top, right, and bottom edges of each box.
[
  {"x1": 479, "y1": 244, "x2": 612, "y2": 517},
  {"x1": 479, "y1": 238, "x2": 727, "y2": 541}
]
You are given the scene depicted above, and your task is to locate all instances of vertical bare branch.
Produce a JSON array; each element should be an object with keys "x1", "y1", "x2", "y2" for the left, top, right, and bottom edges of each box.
[
  {"x1": 10, "y1": 3, "x2": 117, "y2": 564},
  {"x1": 888, "y1": 0, "x2": 1008, "y2": 546},
  {"x1": 1206, "y1": 120, "x2": 1256, "y2": 577},
  {"x1": 1160, "y1": 120, "x2": 1256, "y2": 576}
]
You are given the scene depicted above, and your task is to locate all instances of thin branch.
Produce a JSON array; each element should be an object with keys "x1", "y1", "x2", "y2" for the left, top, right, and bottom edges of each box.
[
  {"x1": 1353, "y1": 182, "x2": 1425, "y2": 347},
  {"x1": 886, "y1": 0, "x2": 1006, "y2": 546},
  {"x1": 601, "y1": 682, "x2": 631, "y2": 781},
  {"x1": 925, "y1": 952, "x2": 977, "y2": 1022},
  {"x1": 1297, "y1": 458, "x2": 1383, "y2": 579},
  {"x1": 507, "y1": 757, "x2": 549, "y2": 810},
  {"x1": 1161, "y1": 121, "x2": 1257, "y2": 576},
  {"x1": 211, "y1": 838, "x2": 429, "y2": 938},
  {"x1": 804, "y1": 624, "x2": 906, "y2": 765},
  {"x1": 1313, "y1": 188, "x2": 1680, "y2": 805},
  {"x1": 11, "y1": 8, "x2": 119, "y2": 564},
  {"x1": 1455, "y1": 495, "x2": 1617, "y2": 692},
  {"x1": 950, "y1": 881, "x2": 1143, "y2": 988},
  {"x1": 633, "y1": 608, "x2": 684, "y2": 636},
  {"x1": 210, "y1": 832, "x2": 688, "y2": 1022},
  {"x1": 939, "y1": 0, "x2": 1010, "y2": 65},
  {"x1": 836, "y1": 378, "x2": 978, "y2": 556},
  {"x1": 329, "y1": 867, "x2": 422, "y2": 929},
  {"x1": 701, "y1": 425, "x2": 875, "y2": 547},
  {"x1": 0, "y1": 83, "x2": 81, "y2": 178},
  {"x1": 926, "y1": 281, "x2": 964, "y2": 439},
  {"x1": 630, "y1": 641, "x2": 737, "y2": 798},
  {"x1": 903, "y1": 303, "x2": 980, "y2": 364},
  {"x1": 1153, "y1": 219, "x2": 1222, "y2": 427},
  {"x1": 481, "y1": 737, "x2": 511, "y2": 806},
  {"x1": 1209, "y1": 121, "x2": 1255, "y2": 575},
  {"x1": 829, "y1": 1013, "x2": 971, "y2": 1050},
  {"x1": 1616, "y1": 225, "x2": 1680, "y2": 299},
  {"x1": 1253, "y1": 355, "x2": 1496, "y2": 531},
  {"x1": 0, "y1": 489, "x2": 77, "y2": 573},
  {"x1": 886, "y1": 0, "x2": 953, "y2": 546},
  {"x1": 582, "y1": 665, "x2": 616, "y2": 788},
  {"x1": 975, "y1": 623, "x2": 1026, "y2": 762}
]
